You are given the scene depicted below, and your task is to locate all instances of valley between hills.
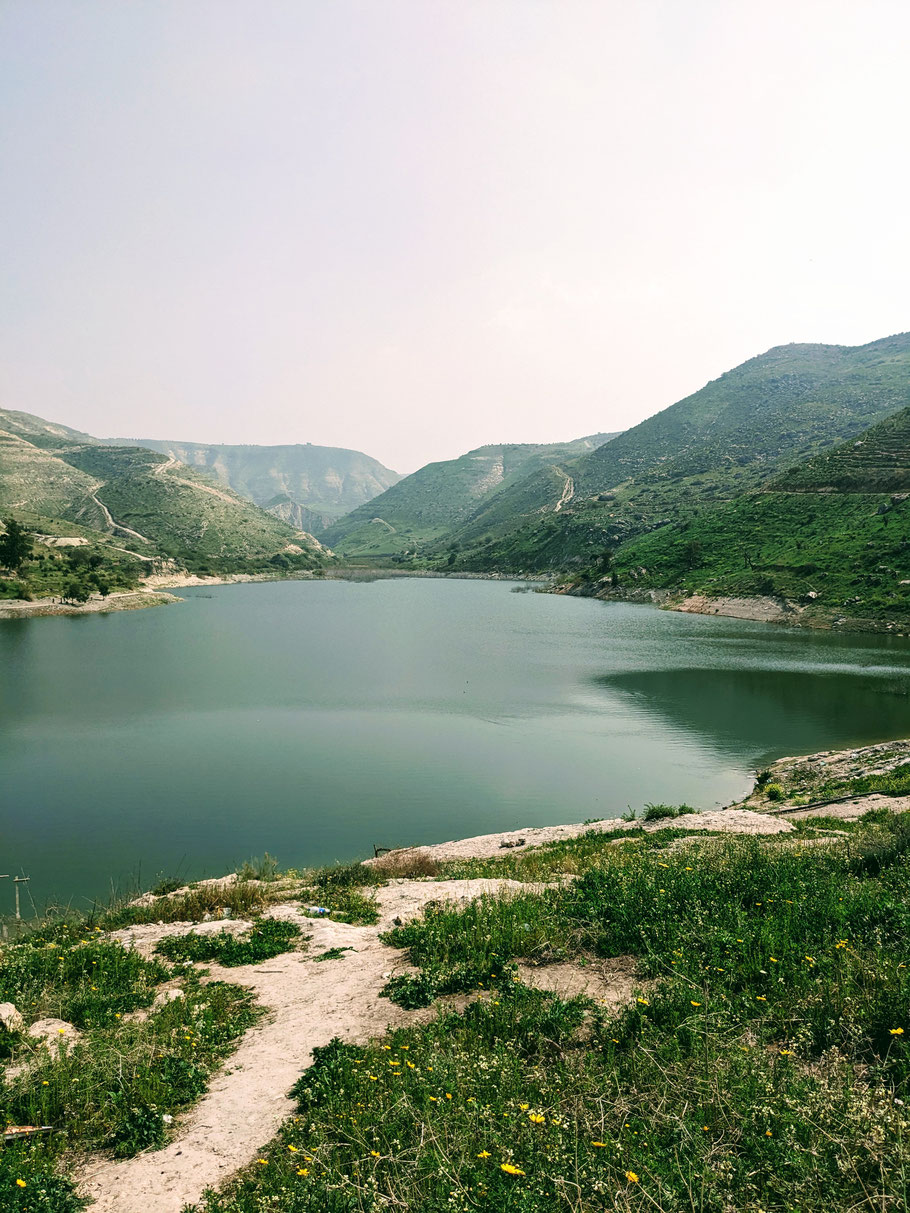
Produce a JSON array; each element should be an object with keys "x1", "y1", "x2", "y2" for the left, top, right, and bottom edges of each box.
[{"x1": 4, "y1": 330, "x2": 910, "y2": 631}]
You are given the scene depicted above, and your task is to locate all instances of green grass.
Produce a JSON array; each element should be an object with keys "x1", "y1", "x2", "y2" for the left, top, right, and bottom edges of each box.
[
  {"x1": 101, "y1": 879, "x2": 277, "y2": 928},
  {"x1": 154, "y1": 919, "x2": 302, "y2": 967},
  {"x1": 0, "y1": 927, "x2": 168, "y2": 1029},
  {"x1": 190, "y1": 812, "x2": 910, "y2": 1212}
]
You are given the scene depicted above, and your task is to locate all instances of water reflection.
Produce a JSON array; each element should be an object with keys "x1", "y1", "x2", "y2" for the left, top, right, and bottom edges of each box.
[{"x1": 595, "y1": 667, "x2": 910, "y2": 766}]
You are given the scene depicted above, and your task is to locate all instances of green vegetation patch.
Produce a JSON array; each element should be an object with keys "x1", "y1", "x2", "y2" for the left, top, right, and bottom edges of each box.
[
  {"x1": 154, "y1": 919, "x2": 302, "y2": 967},
  {"x1": 0, "y1": 928, "x2": 168, "y2": 1029},
  {"x1": 2, "y1": 973, "x2": 257, "y2": 1157}
]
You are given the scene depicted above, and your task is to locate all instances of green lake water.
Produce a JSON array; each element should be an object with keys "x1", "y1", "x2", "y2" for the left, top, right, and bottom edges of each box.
[{"x1": 4, "y1": 576, "x2": 910, "y2": 910}]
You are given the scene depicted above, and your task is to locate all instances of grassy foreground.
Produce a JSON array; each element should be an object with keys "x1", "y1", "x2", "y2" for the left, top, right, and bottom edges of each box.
[{"x1": 191, "y1": 812, "x2": 910, "y2": 1213}]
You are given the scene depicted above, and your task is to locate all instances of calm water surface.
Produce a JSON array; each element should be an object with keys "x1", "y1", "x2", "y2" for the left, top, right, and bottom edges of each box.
[{"x1": 4, "y1": 577, "x2": 910, "y2": 908}]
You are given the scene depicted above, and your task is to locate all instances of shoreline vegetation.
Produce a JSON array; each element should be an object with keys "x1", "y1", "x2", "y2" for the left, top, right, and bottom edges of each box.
[
  {"x1": 0, "y1": 556, "x2": 902, "y2": 628},
  {"x1": 5, "y1": 560, "x2": 910, "y2": 635},
  {"x1": 2, "y1": 737, "x2": 910, "y2": 1210}
]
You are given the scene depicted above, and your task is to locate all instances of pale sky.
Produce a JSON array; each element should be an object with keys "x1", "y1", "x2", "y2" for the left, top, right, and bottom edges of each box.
[{"x1": 2, "y1": 1, "x2": 909, "y2": 473}]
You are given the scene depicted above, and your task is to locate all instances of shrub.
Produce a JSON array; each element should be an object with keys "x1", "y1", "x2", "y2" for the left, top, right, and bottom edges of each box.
[
  {"x1": 766, "y1": 783, "x2": 785, "y2": 801},
  {"x1": 642, "y1": 802, "x2": 696, "y2": 821},
  {"x1": 236, "y1": 854, "x2": 280, "y2": 883}
]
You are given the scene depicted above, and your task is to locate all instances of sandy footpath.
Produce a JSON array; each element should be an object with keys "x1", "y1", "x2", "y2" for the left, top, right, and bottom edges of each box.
[
  {"x1": 77, "y1": 807, "x2": 798, "y2": 1212},
  {"x1": 79, "y1": 879, "x2": 603, "y2": 1213}
]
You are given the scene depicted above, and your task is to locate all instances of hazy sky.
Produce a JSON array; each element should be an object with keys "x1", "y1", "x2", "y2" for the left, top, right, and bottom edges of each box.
[{"x1": 2, "y1": 1, "x2": 909, "y2": 473}]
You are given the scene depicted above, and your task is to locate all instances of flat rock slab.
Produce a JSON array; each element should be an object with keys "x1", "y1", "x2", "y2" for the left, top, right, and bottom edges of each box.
[{"x1": 371, "y1": 808, "x2": 792, "y2": 865}]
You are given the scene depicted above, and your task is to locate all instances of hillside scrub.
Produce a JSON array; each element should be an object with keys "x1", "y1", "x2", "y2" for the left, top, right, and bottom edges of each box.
[{"x1": 190, "y1": 812, "x2": 910, "y2": 1213}]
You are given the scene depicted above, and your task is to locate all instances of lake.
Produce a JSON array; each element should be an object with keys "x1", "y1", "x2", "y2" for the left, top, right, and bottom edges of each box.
[{"x1": 3, "y1": 576, "x2": 910, "y2": 910}]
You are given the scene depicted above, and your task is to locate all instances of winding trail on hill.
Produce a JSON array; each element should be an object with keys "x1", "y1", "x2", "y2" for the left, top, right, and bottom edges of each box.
[
  {"x1": 88, "y1": 492, "x2": 152, "y2": 545},
  {"x1": 152, "y1": 453, "x2": 241, "y2": 505},
  {"x1": 554, "y1": 470, "x2": 574, "y2": 512}
]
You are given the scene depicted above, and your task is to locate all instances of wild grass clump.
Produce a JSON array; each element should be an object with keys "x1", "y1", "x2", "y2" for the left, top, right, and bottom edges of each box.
[
  {"x1": 641, "y1": 802, "x2": 696, "y2": 821},
  {"x1": 299, "y1": 885, "x2": 379, "y2": 925},
  {"x1": 236, "y1": 853, "x2": 280, "y2": 883},
  {"x1": 0, "y1": 1145, "x2": 84, "y2": 1212},
  {"x1": 154, "y1": 919, "x2": 302, "y2": 967},
  {"x1": 371, "y1": 850, "x2": 442, "y2": 878},
  {"x1": 436, "y1": 825, "x2": 711, "y2": 882},
  {"x1": 103, "y1": 879, "x2": 273, "y2": 928}
]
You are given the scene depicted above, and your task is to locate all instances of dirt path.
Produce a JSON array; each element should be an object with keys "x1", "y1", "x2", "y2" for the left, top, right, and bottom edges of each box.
[
  {"x1": 89, "y1": 492, "x2": 153, "y2": 545},
  {"x1": 554, "y1": 471, "x2": 575, "y2": 512},
  {"x1": 78, "y1": 879, "x2": 585, "y2": 1213}
]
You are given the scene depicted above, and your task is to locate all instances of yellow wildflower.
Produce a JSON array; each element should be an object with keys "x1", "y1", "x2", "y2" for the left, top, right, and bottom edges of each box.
[
  {"x1": 477, "y1": 1150, "x2": 491, "y2": 1158},
  {"x1": 296, "y1": 1168, "x2": 309, "y2": 1176},
  {"x1": 890, "y1": 1027, "x2": 905, "y2": 1035},
  {"x1": 625, "y1": 1170, "x2": 639, "y2": 1183},
  {"x1": 690, "y1": 1001, "x2": 701, "y2": 1007},
  {"x1": 16, "y1": 1179, "x2": 26, "y2": 1188},
  {"x1": 591, "y1": 1141, "x2": 606, "y2": 1147},
  {"x1": 500, "y1": 1163, "x2": 525, "y2": 1176},
  {"x1": 528, "y1": 1113, "x2": 545, "y2": 1124}
]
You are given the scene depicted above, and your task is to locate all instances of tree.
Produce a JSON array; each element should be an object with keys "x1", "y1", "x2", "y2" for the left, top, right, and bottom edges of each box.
[
  {"x1": 64, "y1": 579, "x2": 91, "y2": 604},
  {"x1": 0, "y1": 518, "x2": 32, "y2": 572}
]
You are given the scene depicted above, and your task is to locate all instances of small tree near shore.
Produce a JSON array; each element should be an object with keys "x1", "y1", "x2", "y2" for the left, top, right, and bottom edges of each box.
[{"x1": 0, "y1": 518, "x2": 31, "y2": 572}]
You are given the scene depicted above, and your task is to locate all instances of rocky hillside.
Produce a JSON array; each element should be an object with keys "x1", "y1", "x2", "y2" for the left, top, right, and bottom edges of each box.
[{"x1": 581, "y1": 404, "x2": 910, "y2": 626}]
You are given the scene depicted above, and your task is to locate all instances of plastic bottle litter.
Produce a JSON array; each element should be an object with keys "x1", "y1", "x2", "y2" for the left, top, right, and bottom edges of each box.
[{"x1": 306, "y1": 906, "x2": 331, "y2": 916}]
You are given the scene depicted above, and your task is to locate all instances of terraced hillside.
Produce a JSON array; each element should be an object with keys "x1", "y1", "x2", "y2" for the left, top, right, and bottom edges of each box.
[
  {"x1": 780, "y1": 405, "x2": 910, "y2": 494},
  {"x1": 323, "y1": 434, "x2": 616, "y2": 559},
  {"x1": 113, "y1": 438, "x2": 401, "y2": 531},
  {"x1": 583, "y1": 406, "x2": 910, "y2": 624},
  {"x1": 446, "y1": 333, "x2": 910, "y2": 572}
]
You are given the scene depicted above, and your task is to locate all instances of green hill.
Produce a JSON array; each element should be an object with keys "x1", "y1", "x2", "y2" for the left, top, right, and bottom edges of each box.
[
  {"x1": 583, "y1": 406, "x2": 910, "y2": 624},
  {"x1": 0, "y1": 409, "x2": 331, "y2": 597},
  {"x1": 323, "y1": 434, "x2": 616, "y2": 559},
  {"x1": 447, "y1": 334, "x2": 910, "y2": 572},
  {"x1": 111, "y1": 438, "x2": 401, "y2": 531}
]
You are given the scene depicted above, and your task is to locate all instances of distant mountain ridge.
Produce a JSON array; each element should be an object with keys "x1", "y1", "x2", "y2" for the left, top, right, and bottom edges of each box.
[
  {"x1": 110, "y1": 437, "x2": 401, "y2": 530},
  {"x1": 323, "y1": 433, "x2": 617, "y2": 558}
]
